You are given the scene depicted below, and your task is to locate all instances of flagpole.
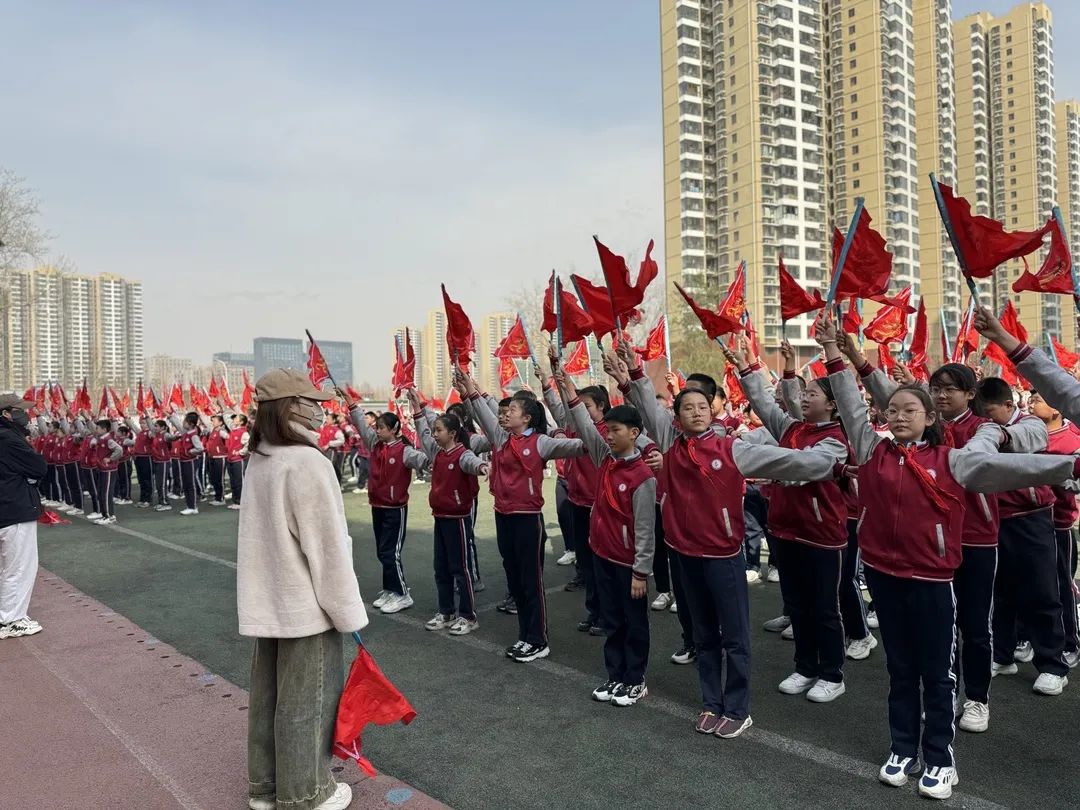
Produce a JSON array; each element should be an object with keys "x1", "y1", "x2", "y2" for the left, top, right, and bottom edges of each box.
[
  {"x1": 1046, "y1": 333, "x2": 1060, "y2": 365},
  {"x1": 517, "y1": 310, "x2": 540, "y2": 369},
  {"x1": 1052, "y1": 206, "x2": 1080, "y2": 313},
  {"x1": 554, "y1": 274, "x2": 564, "y2": 358},
  {"x1": 939, "y1": 307, "x2": 951, "y2": 364},
  {"x1": 570, "y1": 274, "x2": 603, "y2": 350},
  {"x1": 305, "y1": 329, "x2": 342, "y2": 394},
  {"x1": 825, "y1": 197, "x2": 865, "y2": 312},
  {"x1": 662, "y1": 314, "x2": 672, "y2": 372},
  {"x1": 930, "y1": 173, "x2": 982, "y2": 307}
]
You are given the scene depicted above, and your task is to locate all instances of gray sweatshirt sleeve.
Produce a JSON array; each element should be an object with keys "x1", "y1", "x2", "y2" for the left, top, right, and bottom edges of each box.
[
  {"x1": 483, "y1": 395, "x2": 499, "y2": 417},
  {"x1": 402, "y1": 445, "x2": 430, "y2": 471},
  {"x1": 739, "y1": 426, "x2": 779, "y2": 446},
  {"x1": 417, "y1": 414, "x2": 438, "y2": 463},
  {"x1": 469, "y1": 433, "x2": 492, "y2": 454},
  {"x1": 631, "y1": 478, "x2": 657, "y2": 577},
  {"x1": 1003, "y1": 413, "x2": 1049, "y2": 453},
  {"x1": 471, "y1": 394, "x2": 509, "y2": 449},
  {"x1": 624, "y1": 372, "x2": 675, "y2": 452},
  {"x1": 740, "y1": 369, "x2": 799, "y2": 443},
  {"x1": 189, "y1": 433, "x2": 204, "y2": 454},
  {"x1": 731, "y1": 437, "x2": 845, "y2": 481},
  {"x1": 544, "y1": 386, "x2": 568, "y2": 430},
  {"x1": 458, "y1": 449, "x2": 488, "y2": 476},
  {"x1": 348, "y1": 406, "x2": 377, "y2": 451},
  {"x1": 858, "y1": 365, "x2": 899, "y2": 410},
  {"x1": 780, "y1": 376, "x2": 803, "y2": 417},
  {"x1": 1015, "y1": 346, "x2": 1080, "y2": 425},
  {"x1": 107, "y1": 439, "x2": 123, "y2": 462},
  {"x1": 949, "y1": 445, "x2": 1075, "y2": 494},
  {"x1": 568, "y1": 401, "x2": 611, "y2": 467},
  {"x1": 536, "y1": 433, "x2": 586, "y2": 460},
  {"x1": 830, "y1": 367, "x2": 885, "y2": 464}
]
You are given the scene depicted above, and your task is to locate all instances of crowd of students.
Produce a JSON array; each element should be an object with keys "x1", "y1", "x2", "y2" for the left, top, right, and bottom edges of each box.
[{"x1": 332, "y1": 305, "x2": 1079, "y2": 802}]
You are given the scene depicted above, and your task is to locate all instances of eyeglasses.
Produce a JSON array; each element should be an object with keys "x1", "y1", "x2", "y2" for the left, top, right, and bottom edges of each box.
[
  {"x1": 929, "y1": 386, "x2": 962, "y2": 396},
  {"x1": 885, "y1": 408, "x2": 926, "y2": 421}
]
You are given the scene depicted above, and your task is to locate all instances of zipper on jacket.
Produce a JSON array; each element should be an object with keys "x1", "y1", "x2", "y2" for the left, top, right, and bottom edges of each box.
[
  {"x1": 622, "y1": 525, "x2": 630, "y2": 549},
  {"x1": 721, "y1": 507, "x2": 733, "y2": 537},
  {"x1": 527, "y1": 478, "x2": 534, "y2": 496},
  {"x1": 977, "y1": 493, "x2": 992, "y2": 522},
  {"x1": 454, "y1": 490, "x2": 461, "y2": 505},
  {"x1": 390, "y1": 485, "x2": 395, "y2": 500},
  {"x1": 856, "y1": 506, "x2": 867, "y2": 533},
  {"x1": 935, "y1": 523, "x2": 946, "y2": 558},
  {"x1": 811, "y1": 497, "x2": 822, "y2": 522},
  {"x1": 891, "y1": 455, "x2": 905, "y2": 569},
  {"x1": 1028, "y1": 487, "x2": 1038, "y2": 504}
]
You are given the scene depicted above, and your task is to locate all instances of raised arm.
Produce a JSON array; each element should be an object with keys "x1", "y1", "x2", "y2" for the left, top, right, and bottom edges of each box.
[
  {"x1": 819, "y1": 318, "x2": 883, "y2": 464},
  {"x1": 737, "y1": 365, "x2": 798, "y2": 443},
  {"x1": 347, "y1": 405, "x2": 377, "y2": 451},
  {"x1": 949, "y1": 444, "x2": 1076, "y2": 494},
  {"x1": 467, "y1": 378, "x2": 509, "y2": 450},
  {"x1": 731, "y1": 437, "x2": 845, "y2": 482},
  {"x1": 1008, "y1": 342, "x2": 1080, "y2": 427},
  {"x1": 618, "y1": 352, "x2": 674, "y2": 452},
  {"x1": 567, "y1": 400, "x2": 611, "y2": 467}
]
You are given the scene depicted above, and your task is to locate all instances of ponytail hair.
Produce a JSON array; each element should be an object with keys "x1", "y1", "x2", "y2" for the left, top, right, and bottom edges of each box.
[
  {"x1": 888, "y1": 385, "x2": 944, "y2": 447},
  {"x1": 446, "y1": 402, "x2": 475, "y2": 441},
  {"x1": 435, "y1": 413, "x2": 463, "y2": 444},
  {"x1": 578, "y1": 385, "x2": 611, "y2": 414},
  {"x1": 809, "y1": 375, "x2": 842, "y2": 427},
  {"x1": 516, "y1": 397, "x2": 548, "y2": 435},
  {"x1": 376, "y1": 412, "x2": 402, "y2": 442}
]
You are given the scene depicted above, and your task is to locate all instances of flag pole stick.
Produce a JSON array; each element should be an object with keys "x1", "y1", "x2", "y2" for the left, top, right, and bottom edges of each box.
[
  {"x1": 939, "y1": 307, "x2": 951, "y2": 364},
  {"x1": 554, "y1": 274, "x2": 564, "y2": 358},
  {"x1": 662, "y1": 314, "x2": 672, "y2": 372},
  {"x1": 930, "y1": 173, "x2": 982, "y2": 307},
  {"x1": 825, "y1": 197, "x2": 865, "y2": 312},
  {"x1": 568, "y1": 275, "x2": 601, "y2": 350},
  {"x1": 1046, "y1": 333, "x2": 1060, "y2": 365},
  {"x1": 1052, "y1": 206, "x2": 1080, "y2": 313},
  {"x1": 518, "y1": 311, "x2": 539, "y2": 369}
]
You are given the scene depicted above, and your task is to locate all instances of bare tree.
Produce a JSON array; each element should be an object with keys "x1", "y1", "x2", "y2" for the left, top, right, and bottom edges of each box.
[{"x1": 0, "y1": 170, "x2": 50, "y2": 271}]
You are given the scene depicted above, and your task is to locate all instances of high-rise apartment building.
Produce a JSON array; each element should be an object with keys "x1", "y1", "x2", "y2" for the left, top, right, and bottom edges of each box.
[
  {"x1": 477, "y1": 311, "x2": 518, "y2": 394},
  {"x1": 420, "y1": 309, "x2": 450, "y2": 398},
  {"x1": 146, "y1": 353, "x2": 194, "y2": 391},
  {"x1": 0, "y1": 266, "x2": 144, "y2": 391},
  {"x1": 1056, "y1": 99, "x2": 1080, "y2": 267}
]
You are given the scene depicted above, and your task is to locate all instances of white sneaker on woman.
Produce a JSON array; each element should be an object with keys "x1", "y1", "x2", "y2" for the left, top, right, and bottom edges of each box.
[
  {"x1": 314, "y1": 782, "x2": 352, "y2": 810},
  {"x1": 381, "y1": 593, "x2": 414, "y2": 614}
]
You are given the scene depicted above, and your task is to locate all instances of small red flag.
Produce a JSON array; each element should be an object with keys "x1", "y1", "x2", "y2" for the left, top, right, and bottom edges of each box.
[
  {"x1": 35, "y1": 386, "x2": 46, "y2": 412},
  {"x1": 1012, "y1": 216, "x2": 1073, "y2": 295},
  {"x1": 562, "y1": 340, "x2": 592, "y2": 376},
  {"x1": 842, "y1": 299, "x2": 862, "y2": 336},
  {"x1": 98, "y1": 387, "x2": 109, "y2": 416},
  {"x1": 569, "y1": 275, "x2": 618, "y2": 339},
  {"x1": 345, "y1": 383, "x2": 363, "y2": 403},
  {"x1": 498, "y1": 356, "x2": 518, "y2": 391},
  {"x1": 634, "y1": 316, "x2": 667, "y2": 362},
  {"x1": 208, "y1": 376, "x2": 221, "y2": 401},
  {"x1": 863, "y1": 287, "x2": 912, "y2": 345},
  {"x1": 719, "y1": 264, "x2": 747, "y2": 325},
  {"x1": 543, "y1": 273, "x2": 594, "y2": 344},
  {"x1": 934, "y1": 179, "x2": 1050, "y2": 279},
  {"x1": 673, "y1": 282, "x2": 742, "y2": 340},
  {"x1": 778, "y1": 255, "x2": 825, "y2": 320},
  {"x1": 440, "y1": 285, "x2": 476, "y2": 370},
  {"x1": 306, "y1": 339, "x2": 332, "y2": 388},
  {"x1": 49, "y1": 383, "x2": 62, "y2": 413},
  {"x1": 391, "y1": 329, "x2": 416, "y2": 395},
  {"x1": 136, "y1": 381, "x2": 145, "y2": 414},
  {"x1": 808, "y1": 358, "x2": 828, "y2": 379},
  {"x1": 983, "y1": 300, "x2": 1028, "y2": 370},
  {"x1": 830, "y1": 208, "x2": 894, "y2": 303},
  {"x1": 240, "y1": 370, "x2": 255, "y2": 411},
  {"x1": 109, "y1": 387, "x2": 126, "y2": 418},
  {"x1": 1051, "y1": 337, "x2": 1079, "y2": 370},
  {"x1": 169, "y1": 383, "x2": 185, "y2": 412},
  {"x1": 724, "y1": 363, "x2": 746, "y2": 409},
  {"x1": 445, "y1": 386, "x2": 462, "y2": 406},
  {"x1": 593, "y1": 236, "x2": 658, "y2": 321},
  {"x1": 877, "y1": 343, "x2": 896, "y2": 375},
  {"x1": 493, "y1": 315, "x2": 531, "y2": 359},
  {"x1": 909, "y1": 297, "x2": 930, "y2": 381},
  {"x1": 219, "y1": 376, "x2": 236, "y2": 409}
]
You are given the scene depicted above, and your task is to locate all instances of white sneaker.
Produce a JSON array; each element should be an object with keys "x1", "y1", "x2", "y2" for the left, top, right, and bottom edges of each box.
[
  {"x1": 371, "y1": 591, "x2": 390, "y2": 609},
  {"x1": 179, "y1": 508, "x2": 199, "y2": 516},
  {"x1": 1014, "y1": 640, "x2": 1034, "y2": 663},
  {"x1": 778, "y1": 672, "x2": 817, "y2": 695},
  {"x1": 866, "y1": 610, "x2": 879, "y2": 629},
  {"x1": 86, "y1": 512, "x2": 102, "y2": 521},
  {"x1": 94, "y1": 516, "x2": 116, "y2": 525},
  {"x1": 781, "y1": 624, "x2": 795, "y2": 640},
  {"x1": 991, "y1": 661, "x2": 1018, "y2": 677},
  {"x1": 0, "y1": 617, "x2": 43, "y2": 638},
  {"x1": 762, "y1": 614, "x2": 791, "y2": 633},
  {"x1": 1032, "y1": 672, "x2": 1068, "y2": 695},
  {"x1": 313, "y1": 782, "x2": 352, "y2": 810},
  {"x1": 766, "y1": 565, "x2": 780, "y2": 583},
  {"x1": 69, "y1": 508, "x2": 84, "y2": 516},
  {"x1": 556, "y1": 550, "x2": 577, "y2": 566},
  {"x1": 381, "y1": 592, "x2": 414, "y2": 614},
  {"x1": 448, "y1": 617, "x2": 478, "y2": 636},
  {"x1": 650, "y1": 592, "x2": 674, "y2": 611},
  {"x1": 154, "y1": 504, "x2": 172, "y2": 512},
  {"x1": 209, "y1": 499, "x2": 226, "y2": 507},
  {"x1": 668, "y1": 599, "x2": 678, "y2": 613},
  {"x1": 918, "y1": 765, "x2": 959, "y2": 800},
  {"x1": 425, "y1": 613, "x2": 455, "y2": 631},
  {"x1": 845, "y1": 634, "x2": 878, "y2": 660},
  {"x1": 228, "y1": 503, "x2": 242, "y2": 510},
  {"x1": 958, "y1": 700, "x2": 989, "y2": 733},
  {"x1": 1065, "y1": 649, "x2": 1079, "y2": 668},
  {"x1": 248, "y1": 797, "x2": 275, "y2": 810},
  {"x1": 806, "y1": 679, "x2": 846, "y2": 703},
  {"x1": 746, "y1": 569, "x2": 761, "y2": 584},
  {"x1": 353, "y1": 487, "x2": 366, "y2": 494},
  {"x1": 167, "y1": 493, "x2": 181, "y2": 500},
  {"x1": 879, "y1": 753, "x2": 921, "y2": 787}
]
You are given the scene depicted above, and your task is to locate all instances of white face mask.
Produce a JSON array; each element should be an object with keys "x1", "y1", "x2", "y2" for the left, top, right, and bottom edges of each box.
[{"x1": 290, "y1": 398, "x2": 325, "y2": 431}]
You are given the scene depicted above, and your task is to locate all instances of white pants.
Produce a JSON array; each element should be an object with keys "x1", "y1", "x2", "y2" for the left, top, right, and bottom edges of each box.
[{"x1": 0, "y1": 521, "x2": 39, "y2": 623}]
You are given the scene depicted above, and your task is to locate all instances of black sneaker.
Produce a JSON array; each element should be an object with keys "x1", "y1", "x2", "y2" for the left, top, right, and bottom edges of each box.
[
  {"x1": 496, "y1": 597, "x2": 518, "y2": 615},
  {"x1": 576, "y1": 620, "x2": 592, "y2": 632},
  {"x1": 505, "y1": 640, "x2": 526, "y2": 658},
  {"x1": 591, "y1": 680, "x2": 619, "y2": 701},
  {"x1": 611, "y1": 682, "x2": 648, "y2": 706},
  {"x1": 671, "y1": 646, "x2": 697, "y2": 665},
  {"x1": 588, "y1": 625, "x2": 605, "y2": 636},
  {"x1": 511, "y1": 643, "x2": 550, "y2": 663},
  {"x1": 564, "y1": 577, "x2": 584, "y2": 592}
]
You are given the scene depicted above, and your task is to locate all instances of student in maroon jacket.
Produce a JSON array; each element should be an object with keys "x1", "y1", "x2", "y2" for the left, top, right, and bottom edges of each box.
[
  {"x1": 410, "y1": 390, "x2": 487, "y2": 636},
  {"x1": 1027, "y1": 389, "x2": 1080, "y2": 668},
  {"x1": 204, "y1": 414, "x2": 230, "y2": 506},
  {"x1": 818, "y1": 316, "x2": 1077, "y2": 800},
  {"x1": 460, "y1": 369, "x2": 585, "y2": 664},
  {"x1": 168, "y1": 412, "x2": 205, "y2": 516},
  {"x1": 728, "y1": 337, "x2": 854, "y2": 704},
  {"x1": 225, "y1": 413, "x2": 249, "y2": 510},
  {"x1": 557, "y1": 368, "x2": 656, "y2": 707},
  {"x1": 150, "y1": 420, "x2": 172, "y2": 511},
  {"x1": 977, "y1": 376, "x2": 1068, "y2": 694},
  {"x1": 91, "y1": 420, "x2": 123, "y2": 525},
  {"x1": 132, "y1": 419, "x2": 154, "y2": 508},
  {"x1": 348, "y1": 402, "x2": 428, "y2": 616}
]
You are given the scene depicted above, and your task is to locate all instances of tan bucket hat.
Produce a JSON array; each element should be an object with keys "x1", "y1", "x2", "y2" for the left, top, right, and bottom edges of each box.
[
  {"x1": 254, "y1": 369, "x2": 334, "y2": 403},
  {"x1": 0, "y1": 393, "x2": 35, "y2": 411}
]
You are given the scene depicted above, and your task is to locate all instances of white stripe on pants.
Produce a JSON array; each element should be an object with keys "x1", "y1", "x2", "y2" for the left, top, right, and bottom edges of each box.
[{"x1": 0, "y1": 521, "x2": 39, "y2": 623}]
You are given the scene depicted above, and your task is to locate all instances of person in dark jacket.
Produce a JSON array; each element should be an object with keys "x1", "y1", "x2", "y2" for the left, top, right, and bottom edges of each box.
[{"x1": 0, "y1": 393, "x2": 48, "y2": 639}]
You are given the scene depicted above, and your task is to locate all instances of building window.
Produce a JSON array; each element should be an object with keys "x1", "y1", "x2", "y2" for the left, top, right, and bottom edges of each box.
[
  {"x1": 850, "y1": 77, "x2": 857, "y2": 86},
  {"x1": 853, "y1": 179, "x2": 861, "y2": 189},
  {"x1": 848, "y1": 7, "x2": 855, "y2": 16},
  {"x1": 848, "y1": 25, "x2": 855, "y2": 34},
  {"x1": 851, "y1": 93, "x2": 858, "y2": 102},
  {"x1": 849, "y1": 42, "x2": 856, "y2": 52},
  {"x1": 849, "y1": 59, "x2": 856, "y2": 69}
]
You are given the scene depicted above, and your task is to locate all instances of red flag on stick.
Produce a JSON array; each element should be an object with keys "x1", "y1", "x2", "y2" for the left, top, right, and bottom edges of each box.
[
  {"x1": 109, "y1": 387, "x2": 126, "y2": 418},
  {"x1": 219, "y1": 377, "x2": 236, "y2": 409},
  {"x1": 562, "y1": 340, "x2": 592, "y2": 376},
  {"x1": 169, "y1": 383, "x2": 185, "y2": 412},
  {"x1": 440, "y1": 285, "x2": 476, "y2": 370},
  {"x1": 830, "y1": 208, "x2": 894, "y2": 303},
  {"x1": 982, "y1": 300, "x2": 1028, "y2": 370},
  {"x1": 98, "y1": 387, "x2": 109, "y2": 416},
  {"x1": 391, "y1": 330, "x2": 416, "y2": 395},
  {"x1": 1051, "y1": 337, "x2": 1080, "y2": 370},
  {"x1": 498, "y1": 356, "x2": 518, "y2": 393},
  {"x1": 1012, "y1": 216, "x2": 1073, "y2": 295},
  {"x1": 719, "y1": 263, "x2": 747, "y2": 325},
  {"x1": 593, "y1": 236, "x2": 658, "y2": 322},
  {"x1": 673, "y1": 282, "x2": 742, "y2": 340},
  {"x1": 863, "y1": 287, "x2": 913, "y2": 345},
  {"x1": 778, "y1": 255, "x2": 824, "y2": 320},
  {"x1": 877, "y1": 343, "x2": 896, "y2": 375},
  {"x1": 842, "y1": 299, "x2": 862, "y2": 336},
  {"x1": 493, "y1": 315, "x2": 531, "y2": 359},
  {"x1": 908, "y1": 297, "x2": 930, "y2": 381},
  {"x1": 136, "y1": 381, "x2": 145, "y2": 414},
  {"x1": 240, "y1": 370, "x2": 255, "y2": 411},
  {"x1": 634, "y1": 316, "x2": 668, "y2": 362},
  {"x1": 75, "y1": 379, "x2": 92, "y2": 413},
  {"x1": 208, "y1": 377, "x2": 221, "y2": 401},
  {"x1": 543, "y1": 274, "x2": 594, "y2": 344},
  {"x1": 569, "y1": 275, "x2": 617, "y2": 339},
  {"x1": 49, "y1": 383, "x2": 63, "y2": 413},
  {"x1": 306, "y1": 339, "x2": 332, "y2": 388}
]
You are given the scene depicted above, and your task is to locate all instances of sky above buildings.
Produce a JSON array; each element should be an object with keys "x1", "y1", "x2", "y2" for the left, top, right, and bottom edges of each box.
[{"x1": 3, "y1": 1, "x2": 1079, "y2": 384}]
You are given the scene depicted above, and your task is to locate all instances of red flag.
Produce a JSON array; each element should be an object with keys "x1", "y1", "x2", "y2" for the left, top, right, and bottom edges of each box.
[
  {"x1": 1012, "y1": 216, "x2": 1073, "y2": 295},
  {"x1": 22, "y1": 386, "x2": 35, "y2": 404},
  {"x1": 56, "y1": 383, "x2": 68, "y2": 407},
  {"x1": 543, "y1": 273, "x2": 594, "y2": 344},
  {"x1": 136, "y1": 381, "x2": 144, "y2": 414},
  {"x1": 983, "y1": 300, "x2": 1028, "y2": 369},
  {"x1": 98, "y1": 387, "x2": 109, "y2": 415},
  {"x1": 634, "y1": 316, "x2": 667, "y2": 362},
  {"x1": 219, "y1": 376, "x2": 236, "y2": 409},
  {"x1": 391, "y1": 329, "x2": 416, "y2": 395},
  {"x1": 934, "y1": 180, "x2": 1050, "y2": 279},
  {"x1": 563, "y1": 340, "x2": 592, "y2": 376},
  {"x1": 35, "y1": 386, "x2": 46, "y2": 412},
  {"x1": 778, "y1": 255, "x2": 825, "y2": 320},
  {"x1": 169, "y1": 383, "x2": 185, "y2": 412},
  {"x1": 842, "y1": 299, "x2": 862, "y2": 336},
  {"x1": 909, "y1": 297, "x2": 930, "y2": 381},
  {"x1": 306, "y1": 340, "x2": 331, "y2": 388},
  {"x1": 49, "y1": 383, "x2": 62, "y2": 413},
  {"x1": 109, "y1": 387, "x2": 126, "y2": 418},
  {"x1": 724, "y1": 363, "x2": 746, "y2": 409},
  {"x1": 120, "y1": 391, "x2": 131, "y2": 416},
  {"x1": 446, "y1": 386, "x2": 462, "y2": 406},
  {"x1": 808, "y1": 358, "x2": 828, "y2": 379},
  {"x1": 718, "y1": 263, "x2": 747, "y2": 324},
  {"x1": 75, "y1": 379, "x2": 92, "y2": 413},
  {"x1": 673, "y1": 282, "x2": 742, "y2": 340},
  {"x1": 208, "y1": 376, "x2": 221, "y2": 401},
  {"x1": 345, "y1": 383, "x2": 363, "y2": 403},
  {"x1": 569, "y1": 275, "x2": 617, "y2": 339},
  {"x1": 830, "y1": 208, "x2": 894, "y2": 302},
  {"x1": 240, "y1": 370, "x2": 255, "y2": 411},
  {"x1": 877, "y1": 343, "x2": 896, "y2": 375},
  {"x1": 440, "y1": 285, "x2": 475, "y2": 369},
  {"x1": 333, "y1": 643, "x2": 417, "y2": 778},
  {"x1": 1052, "y1": 337, "x2": 1080, "y2": 370},
  {"x1": 863, "y1": 287, "x2": 912, "y2": 345},
  {"x1": 498, "y1": 356, "x2": 518, "y2": 390},
  {"x1": 493, "y1": 315, "x2": 531, "y2": 359},
  {"x1": 593, "y1": 236, "x2": 658, "y2": 321}
]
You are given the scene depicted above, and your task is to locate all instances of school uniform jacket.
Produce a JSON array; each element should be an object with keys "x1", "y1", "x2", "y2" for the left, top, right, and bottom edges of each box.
[
  {"x1": 415, "y1": 414, "x2": 485, "y2": 519},
  {"x1": 1046, "y1": 423, "x2": 1080, "y2": 529},
  {"x1": 829, "y1": 359, "x2": 1076, "y2": 582},
  {"x1": 347, "y1": 406, "x2": 428, "y2": 508}
]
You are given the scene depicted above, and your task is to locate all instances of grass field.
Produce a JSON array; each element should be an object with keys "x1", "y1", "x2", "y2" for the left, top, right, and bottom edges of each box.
[{"x1": 36, "y1": 478, "x2": 1078, "y2": 809}]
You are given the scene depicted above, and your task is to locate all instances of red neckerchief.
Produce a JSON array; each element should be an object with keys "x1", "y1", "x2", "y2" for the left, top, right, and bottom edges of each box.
[
  {"x1": 505, "y1": 432, "x2": 531, "y2": 466},
  {"x1": 600, "y1": 459, "x2": 633, "y2": 518},
  {"x1": 895, "y1": 443, "x2": 962, "y2": 514}
]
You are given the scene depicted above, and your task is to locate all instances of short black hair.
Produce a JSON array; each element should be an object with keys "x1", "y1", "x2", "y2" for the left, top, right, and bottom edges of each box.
[
  {"x1": 673, "y1": 387, "x2": 712, "y2": 413},
  {"x1": 95, "y1": 419, "x2": 111, "y2": 430},
  {"x1": 685, "y1": 373, "x2": 718, "y2": 402},
  {"x1": 930, "y1": 363, "x2": 977, "y2": 392},
  {"x1": 512, "y1": 389, "x2": 538, "y2": 402},
  {"x1": 603, "y1": 404, "x2": 643, "y2": 433},
  {"x1": 498, "y1": 397, "x2": 512, "y2": 408},
  {"x1": 579, "y1": 385, "x2": 611, "y2": 412},
  {"x1": 976, "y1": 377, "x2": 1014, "y2": 406}
]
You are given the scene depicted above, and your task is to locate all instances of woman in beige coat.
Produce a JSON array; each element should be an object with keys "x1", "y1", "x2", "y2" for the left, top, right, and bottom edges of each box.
[{"x1": 239, "y1": 369, "x2": 368, "y2": 810}]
